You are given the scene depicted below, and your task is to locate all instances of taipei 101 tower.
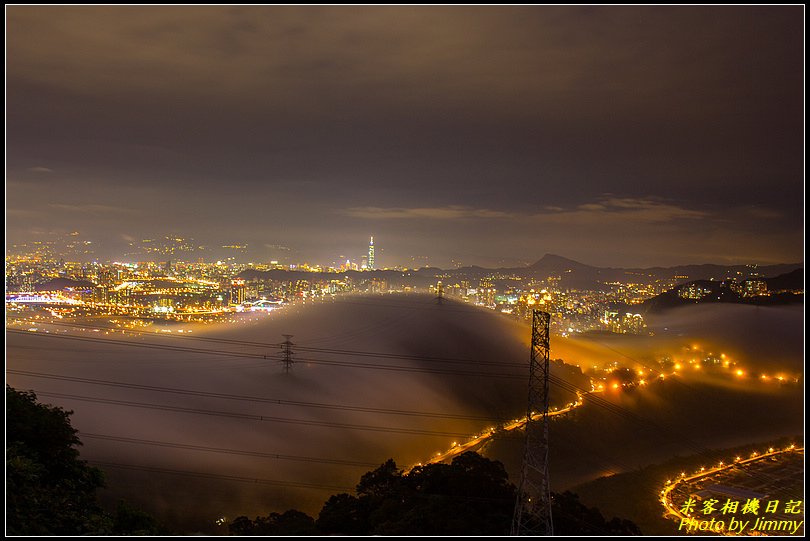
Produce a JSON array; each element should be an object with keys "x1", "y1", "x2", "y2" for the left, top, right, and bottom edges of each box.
[{"x1": 368, "y1": 236, "x2": 375, "y2": 270}]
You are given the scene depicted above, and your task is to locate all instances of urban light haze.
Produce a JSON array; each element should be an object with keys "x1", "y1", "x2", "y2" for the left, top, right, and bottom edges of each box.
[
  {"x1": 6, "y1": 6, "x2": 803, "y2": 268},
  {"x1": 5, "y1": 5, "x2": 805, "y2": 538}
]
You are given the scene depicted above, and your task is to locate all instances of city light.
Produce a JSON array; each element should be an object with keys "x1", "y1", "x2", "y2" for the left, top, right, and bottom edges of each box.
[{"x1": 5, "y1": 223, "x2": 804, "y2": 536}]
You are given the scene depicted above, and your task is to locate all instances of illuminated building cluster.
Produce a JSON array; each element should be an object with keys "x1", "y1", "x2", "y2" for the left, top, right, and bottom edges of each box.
[
  {"x1": 741, "y1": 279, "x2": 768, "y2": 297},
  {"x1": 601, "y1": 310, "x2": 646, "y2": 334},
  {"x1": 5, "y1": 235, "x2": 802, "y2": 334},
  {"x1": 678, "y1": 283, "x2": 714, "y2": 300},
  {"x1": 5, "y1": 247, "x2": 394, "y2": 322},
  {"x1": 436, "y1": 275, "x2": 650, "y2": 335}
]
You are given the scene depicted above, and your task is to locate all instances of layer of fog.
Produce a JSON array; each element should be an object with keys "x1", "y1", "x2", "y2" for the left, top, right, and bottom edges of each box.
[
  {"x1": 6, "y1": 295, "x2": 546, "y2": 532},
  {"x1": 554, "y1": 303, "x2": 804, "y2": 374},
  {"x1": 486, "y1": 376, "x2": 803, "y2": 491},
  {"x1": 6, "y1": 296, "x2": 803, "y2": 533}
]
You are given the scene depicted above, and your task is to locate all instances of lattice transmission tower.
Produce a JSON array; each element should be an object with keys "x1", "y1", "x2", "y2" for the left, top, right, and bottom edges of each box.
[
  {"x1": 279, "y1": 334, "x2": 295, "y2": 373},
  {"x1": 435, "y1": 281, "x2": 444, "y2": 305},
  {"x1": 511, "y1": 309, "x2": 553, "y2": 535}
]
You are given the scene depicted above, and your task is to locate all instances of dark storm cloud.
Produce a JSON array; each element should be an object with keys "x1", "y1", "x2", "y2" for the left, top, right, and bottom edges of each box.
[{"x1": 6, "y1": 6, "x2": 803, "y2": 266}]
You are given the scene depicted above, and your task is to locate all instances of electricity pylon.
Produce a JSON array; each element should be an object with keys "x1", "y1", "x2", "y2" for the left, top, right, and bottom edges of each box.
[
  {"x1": 435, "y1": 281, "x2": 444, "y2": 305},
  {"x1": 511, "y1": 309, "x2": 553, "y2": 535},
  {"x1": 280, "y1": 334, "x2": 294, "y2": 373}
]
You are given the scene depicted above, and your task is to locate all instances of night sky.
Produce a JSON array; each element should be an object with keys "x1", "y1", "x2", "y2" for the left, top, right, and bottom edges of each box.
[{"x1": 6, "y1": 6, "x2": 804, "y2": 268}]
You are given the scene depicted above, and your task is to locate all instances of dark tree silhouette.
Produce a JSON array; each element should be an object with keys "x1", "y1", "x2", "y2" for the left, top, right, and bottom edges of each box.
[
  {"x1": 316, "y1": 493, "x2": 367, "y2": 535},
  {"x1": 229, "y1": 452, "x2": 642, "y2": 536},
  {"x1": 6, "y1": 385, "x2": 165, "y2": 535},
  {"x1": 316, "y1": 452, "x2": 517, "y2": 535},
  {"x1": 229, "y1": 509, "x2": 317, "y2": 535},
  {"x1": 109, "y1": 500, "x2": 165, "y2": 535},
  {"x1": 551, "y1": 490, "x2": 642, "y2": 535},
  {"x1": 6, "y1": 385, "x2": 106, "y2": 534}
]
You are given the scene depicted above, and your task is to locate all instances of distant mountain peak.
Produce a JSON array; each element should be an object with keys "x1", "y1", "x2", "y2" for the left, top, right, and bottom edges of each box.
[{"x1": 529, "y1": 253, "x2": 591, "y2": 269}]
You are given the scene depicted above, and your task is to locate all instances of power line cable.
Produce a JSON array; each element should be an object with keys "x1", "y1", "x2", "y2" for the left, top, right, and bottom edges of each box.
[
  {"x1": 78, "y1": 432, "x2": 378, "y2": 468},
  {"x1": 34, "y1": 391, "x2": 476, "y2": 438},
  {"x1": 8, "y1": 369, "x2": 505, "y2": 422},
  {"x1": 87, "y1": 460, "x2": 353, "y2": 492}
]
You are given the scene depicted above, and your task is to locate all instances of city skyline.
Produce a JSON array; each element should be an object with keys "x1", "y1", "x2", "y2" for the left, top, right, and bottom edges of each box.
[
  {"x1": 5, "y1": 230, "x2": 805, "y2": 273},
  {"x1": 5, "y1": 7, "x2": 804, "y2": 535},
  {"x1": 6, "y1": 6, "x2": 804, "y2": 269}
]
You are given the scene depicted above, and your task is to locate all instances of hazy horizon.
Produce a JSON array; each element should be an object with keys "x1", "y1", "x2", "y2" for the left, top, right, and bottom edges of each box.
[{"x1": 6, "y1": 6, "x2": 803, "y2": 269}]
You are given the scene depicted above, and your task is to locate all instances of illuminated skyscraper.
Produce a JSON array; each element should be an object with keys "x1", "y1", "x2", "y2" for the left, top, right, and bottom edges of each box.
[
  {"x1": 231, "y1": 279, "x2": 246, "y2": 305},
  {"x1": 368, "y1": 236, "x2": 375, "y2": 270}
]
